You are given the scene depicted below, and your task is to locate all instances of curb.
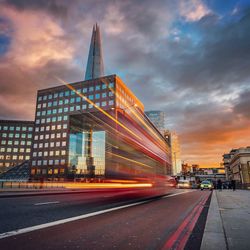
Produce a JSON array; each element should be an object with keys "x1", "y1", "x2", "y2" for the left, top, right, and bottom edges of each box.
[{"x1": 201, "y1": 191, "x2": 227, "y2": 250}]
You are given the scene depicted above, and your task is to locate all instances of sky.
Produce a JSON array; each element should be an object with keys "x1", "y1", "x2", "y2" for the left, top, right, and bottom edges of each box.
[{"x1": 0, "y1": 0, "x2": 250, "y2": 168}]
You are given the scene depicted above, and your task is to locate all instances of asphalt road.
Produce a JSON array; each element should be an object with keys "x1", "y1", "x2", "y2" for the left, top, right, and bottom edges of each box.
[{"x1": 0, "y1": 189, "x2": 211, "y2": 250}]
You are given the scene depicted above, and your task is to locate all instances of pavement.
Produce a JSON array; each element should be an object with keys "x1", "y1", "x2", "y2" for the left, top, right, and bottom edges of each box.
[{"x1": 201, "y1": 189, "x2": 250, "y2": 250}]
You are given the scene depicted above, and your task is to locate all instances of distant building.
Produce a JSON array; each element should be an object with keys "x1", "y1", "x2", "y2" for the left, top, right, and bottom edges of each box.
[
  {"x1": 164, "y1": 130, "x2": 181, "y2": 175},
  {"x1": 145, "y1": 111, "x2": 165, "y2": 133},
  {"x1": 0, "y1": 120, "x2": 34, "y2": 173},
  {"x1": 223, "y1": 147, "x2": 250, "y2": 185}
]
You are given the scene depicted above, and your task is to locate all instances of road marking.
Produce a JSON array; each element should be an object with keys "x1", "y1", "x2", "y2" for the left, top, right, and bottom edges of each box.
[
  {"x1": 34, "y1": 201, "x2": 60, "y2": 206},
  {"x1": 162, "y1": 190, "x2": 195, "y2": 199},
  {"x1": 0, "y1": 191, "x2": 190, "y2": 240}
]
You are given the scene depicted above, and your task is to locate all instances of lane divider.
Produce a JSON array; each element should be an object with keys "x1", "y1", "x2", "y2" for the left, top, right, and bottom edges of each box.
[
  {"x1": 34, "y1": 201, "x2": 60, "y2": 206},
  {"x1": 162, "y1": 192, "x2": 211, "y2": 250},
  {"x1": 0, "y1": 191, "x2": 191, "y2": 240}
]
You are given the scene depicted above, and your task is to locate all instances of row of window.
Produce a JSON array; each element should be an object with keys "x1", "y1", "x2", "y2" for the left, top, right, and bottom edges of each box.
[
  {"x1": 1, "y1": 140, "x2": 32, "y2": 146},
  {"x1": 35, "y1": 115, "x2": 68, "y2": 125},
  {"x1": 0, "y1": 125, "x2": 33, "y2": 132},
  {"x1": 0, "y1": 147, "x2": 31, "y2": 153},
  {"x1": 33, "y1": 141, "x2": 67, "y2": 149},
  {"x1": 36, "y1": 100, "x2": 114, "y2": 118},
  {"x1": 37, "y1": 83, "x2": 114, "y2": 102},
  {"x1": 1, "y1": 133, "x2": 33, "y2": 139},
  {"x1": 31, "y1": 168, "x2": 65, "y2": 175},
  {"x1": 32, "y1": 159, "x2": 66, "y2": 166},
  {"x1": 37, "y1": 92, "x2": 114, "y2": 109},
  {"x1": 35, "y1": 124, "x2": 67, "y2": 132},
  {"x1": 34, "y1": 132, "x2": 67, "y2": 140},
  {"x1": 0, "y1": 155, "x2": 30, "y2": 161},
  {"x1": 33, "y1": 150, "x2": 66, "y2": 157}
]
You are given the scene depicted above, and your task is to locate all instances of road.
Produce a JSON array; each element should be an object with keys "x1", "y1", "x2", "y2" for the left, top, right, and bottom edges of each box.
[{"x1": 0, "y1": 189, "x2": 211, "y2": 250}]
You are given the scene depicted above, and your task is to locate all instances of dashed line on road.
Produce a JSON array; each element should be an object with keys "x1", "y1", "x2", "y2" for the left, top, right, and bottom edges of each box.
[
  {"x1": 0, "y1": 190, "x2": 192, "y2": 240},
  {"x1": 34, "y1": 201, "x2": 60, "y2": 206}
]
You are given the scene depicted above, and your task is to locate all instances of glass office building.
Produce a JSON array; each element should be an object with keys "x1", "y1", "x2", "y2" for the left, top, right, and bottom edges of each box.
[
  {"x1": 0, "y1": 120, "x2": 34, "y2": 173},
  {"x1": 30, "y1": 75, "x2": 171, "y2": 180}
]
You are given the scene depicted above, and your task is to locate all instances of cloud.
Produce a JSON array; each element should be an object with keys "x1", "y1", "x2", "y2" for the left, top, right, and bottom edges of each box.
[
  {"x1": 179, "y1": 0, "x2": 210, "y2": 22},
  {"x1": 233, "y1": 89, "x2": 250, "y2": 119}
]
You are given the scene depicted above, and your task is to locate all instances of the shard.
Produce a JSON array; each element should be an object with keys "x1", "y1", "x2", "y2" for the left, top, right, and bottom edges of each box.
[{"x1": 84, "y1": 23, "x2": 104, "y2": 80}]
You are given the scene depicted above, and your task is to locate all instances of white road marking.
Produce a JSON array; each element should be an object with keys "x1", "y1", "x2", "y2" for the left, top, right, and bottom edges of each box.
[
  {"x1": 34, "y1": 201, "x2": 60, "y2": 206},
  {"x1": 162, "y1": 190, "x2": 195, "y2": 199},
  {"x1": 0, "y1": 191, "x2": 191, "y2": 239}
]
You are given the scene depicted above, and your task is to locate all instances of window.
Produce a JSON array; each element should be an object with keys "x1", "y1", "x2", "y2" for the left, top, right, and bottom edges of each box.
[
  {"x1": 62, "y1": 133, "x2": 67, "y2": 137},
  {"x1": 58, "y1": 116, "x2": 62, "y2": 121},
  {"x1": 65, "y1": 91, "x2": 69, "y2": 96},
  {"x1": 63, "y1": 115, "x2": 68, "y2": 121},
  {"x1": 48, "y1": 94, "x2": 53, "y2": 99},
  {"x1": 70, "y1": 98, "x2": 75, "y2": 103},
  {"x1": 83, "y1": 88, "x2": 87, "y2": 93},
  {"x1": 109, "y1": 91, "x2": 114, "y2": 97},
  {"x1": 109, "y1": 82, "x2": 114, "y2": 88},
  {"x1": 53, "y1": 101, "x2": 58, "y2": 106},
  {"x1": 89, "y1": 95, "x2": 94, "y2": 100},
  {"x1": 54, "y1": 93, "x2": 58, "y2": 98},
  {"x1": 89, "y1": 86, "x2": 94, "y2": 92},
  {"x1": 102, "y1": 84, "x2": 107, "y2": 89},
  {"x1": 63, "y1": 124, "x2": 67, "y2": 129},
  {"x1": 102, "y1": 93, "x2": 107, "y2": 98},
  {"x1": 76, "y1": 105, "x2": 80, "y2": 111},
  {"x1": 96, "y1": 85, "x2": 100, "y2": 90},
  {"x1": 95, "y1": 93, "x2": 100, "y2": 99},
  {"x1": 71, "y1": 90, "x2": 75, "y2": 95},
  {"x1": 10, "y1": 126, "x2": 14, "y2": 131},
  {"x1": 76, "y1": 97, "x2": 81, "y2": 102},
  {"x1": 70, "y1": 106, "x2": 74, "y2": 112},
  {"x1": 82, "y1": 104, "x2": 87, "y2": 110},
  {"x1": 62, "y1": 141, "x2": 67, "y2": 146},
  {"x1": 59, "y1": 92, "x2": 64, "y2": 97},
  {"x1": 48, "y1": 102, "x2": 52, "y2": 107},
  {"x1": 57, "y1": 125, "x2": 61, "y2": 129},
  {"x1": 59, "y1": 100, "x2": 63, "y2": 105},
  {"x1": 101, "y1": 101, "x2": 107, "y2": 107},
  {"x1": 64, "y1": 107, "x2": 69, "y2": 112}
]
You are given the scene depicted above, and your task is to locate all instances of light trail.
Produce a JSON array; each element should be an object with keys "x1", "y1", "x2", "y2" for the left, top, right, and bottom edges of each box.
[{"x1": 107, "y1": 151, "x2": 153, "y2": 169}]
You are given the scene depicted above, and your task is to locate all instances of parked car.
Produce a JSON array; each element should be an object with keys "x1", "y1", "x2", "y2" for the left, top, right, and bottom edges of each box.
[
  {"x1": 177, "y1": 180, "x2": 192, "y2": 189},
  {"x1": 200, "y1": 180, "x2": 214, "y2": 191}
]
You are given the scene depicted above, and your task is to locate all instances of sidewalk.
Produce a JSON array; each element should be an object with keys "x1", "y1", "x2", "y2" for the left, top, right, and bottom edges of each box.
[{"x1": 201, "y1": 189, "x2": 250, "y2": 250}]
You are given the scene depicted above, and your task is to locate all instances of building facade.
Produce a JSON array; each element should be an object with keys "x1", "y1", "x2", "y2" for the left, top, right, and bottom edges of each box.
[
  {"x1": 30, "y1": 75, "x2": 171, "y2": 180},
  {"x1": 0, "y1": 120, "x2": 34, "y2": 173},
  {"x1": 223, "y1": 147, "x2": 250, "y2": 185},
  {"x1": 145, "y1": 111, "x2": 165, "y2": 134},
  {"x1": 164, "y1": 130, "x2": 181, "y2": 175}
]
